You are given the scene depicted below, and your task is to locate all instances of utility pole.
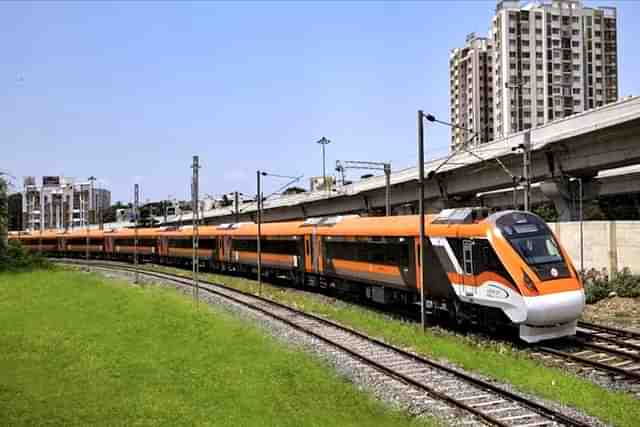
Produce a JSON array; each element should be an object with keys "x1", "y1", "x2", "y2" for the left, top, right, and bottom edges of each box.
[
  {"x1": 83, "y1": 193, "x2": 88, "y2": 270},
  {"x1": 522, "y1": 131, "x2": 532, "y2": 211},
  {"x1": 316, "y1": 137, "x2": 331, "y2": 192},
  {"x1": 506, "y1": 79, "x2": 524, "y2": 210},
  {"x1": 255, "y1": 170, "x2": 301, "y2": 296},
  {"x1": 85, "y1": 176, "x2": 96, "y2": 269},
  {"x1": 234, "y1": 191, "x2": 239, "y2": 223},
  {"x1": 134, "y1": 183, "x2": 139, "y2": 284},
  {"x1": 192, "y1": 156, "x2": 200, "y2": 302},
  {"x1": 578, "y1": 177, "x2": 584, "y2": 272},
  {"x1": 511, "y1": 131, "x2": 532, "y2": 211},
  {"x1": 256, "y1": 170, "x2": 262, "y2": 295},
  {"x1": 417, "y1": 110, "x2": 427, "y2": 331},
  {"x1": 335, "y1": 160, "x2": 392, "y2": 216},
  {"x1": 39, "y1": 191, "x2": 43, "y2": 255},
  {"x1": 0, "y1": 176, "x2": 8, "y2": 256},
  {"x1": 163, "y1": 199, "x2": 168, "y2": 225}
]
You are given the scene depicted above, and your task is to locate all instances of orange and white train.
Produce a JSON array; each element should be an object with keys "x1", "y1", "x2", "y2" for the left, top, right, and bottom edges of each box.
[{"x1": 10, "y1": 208, "x2": 585, "y2": 342}]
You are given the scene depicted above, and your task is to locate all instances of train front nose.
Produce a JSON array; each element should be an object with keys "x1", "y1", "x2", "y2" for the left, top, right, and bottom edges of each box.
[
  {"x1": 524, "y1": 288, "x2": 585, "y2": 326},
  {"x1": 519, "y1": 288, "x2": 585, "y2": 343}
]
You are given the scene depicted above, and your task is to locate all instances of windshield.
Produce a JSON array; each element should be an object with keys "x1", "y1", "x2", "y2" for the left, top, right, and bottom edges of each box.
[
  {"x1": 510, "y1": 234, "x2": 562, "y2": 265},
  {"x1": 495, "y1": 212, "x2": 570, "y2": 280}
]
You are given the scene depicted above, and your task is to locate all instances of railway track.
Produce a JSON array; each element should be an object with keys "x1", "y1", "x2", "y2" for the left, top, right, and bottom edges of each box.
[
  {"x1": 59, "y1": 259, "x2": 590, "y2": 427},
  {"x1": 532, "y1": 322, "x2": 640, "y2": 395}
]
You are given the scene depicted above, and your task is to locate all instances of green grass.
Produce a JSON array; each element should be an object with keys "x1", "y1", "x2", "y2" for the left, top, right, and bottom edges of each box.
[
  {"x1": 0, "y1": 269, "x2": 435, "y2": 427},
  {"x1": 144, "y1": 264, "x2": 640, "y2": 427}
]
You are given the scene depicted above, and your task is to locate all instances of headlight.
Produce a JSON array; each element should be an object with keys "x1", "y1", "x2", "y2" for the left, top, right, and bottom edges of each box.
[{"x1": 523, "y1": 269, "x2": 538, "y2": 293}]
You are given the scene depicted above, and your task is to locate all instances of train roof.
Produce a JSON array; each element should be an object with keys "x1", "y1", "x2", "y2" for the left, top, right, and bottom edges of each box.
[
  {"x1": 221, "y1": 221, "x2": 307, "y2": 237},
  {"x1": 314, "y1": 214, "x2": 489, "y2": 238}
]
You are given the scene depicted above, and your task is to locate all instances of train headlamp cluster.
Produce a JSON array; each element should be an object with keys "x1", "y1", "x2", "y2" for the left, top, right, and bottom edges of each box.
[{"x1": 522, "y1": 269, "x2": 538, "y2": 293}]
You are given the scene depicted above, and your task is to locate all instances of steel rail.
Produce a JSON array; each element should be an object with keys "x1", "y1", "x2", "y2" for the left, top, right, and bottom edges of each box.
[
  {"x1": 537, "y1": 346, "x2": 640, "y2": 380},
  {"x1": 574, "y1": 339, "x2": 640, "y2": 363},
  {"x1": 57, "y1": 259, "x2": 590, "y2": 427},
  {"x1": 577, "y1": 321, "x2": 640, "y2": 341}
]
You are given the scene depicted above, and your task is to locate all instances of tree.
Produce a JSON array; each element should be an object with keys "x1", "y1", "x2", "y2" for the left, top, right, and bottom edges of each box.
[
  {"x1": 531, "y1": 202, "x2": 558, "y2": 222},
  {"x1": 102, "y1": 201, "x2": 130, "y2": 223},
  {"x1": 0, "y1": 177, "x2": 7, "y2": 257}
]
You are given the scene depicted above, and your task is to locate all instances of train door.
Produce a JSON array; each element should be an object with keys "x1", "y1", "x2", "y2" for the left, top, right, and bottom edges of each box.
[
  {"x1": 462, "y1": 240, "x2": 477, "y2": 297},
  {"x1": 304, "y1": 235, "x2": 313, "y2": 272},
  {"x1": 312, "y1": 234, "x2": 322, "y2": 273},
  {"x1": 223, "y1": 236, "x2": 232, "y2": 263},
  {"x1": 160, "y1": 237, "x2": 169, "y2": 258}
]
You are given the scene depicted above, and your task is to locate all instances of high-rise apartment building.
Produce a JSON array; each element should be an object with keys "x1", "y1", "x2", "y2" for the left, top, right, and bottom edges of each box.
[
  {"x1": 450, "y1": 0, "x2": 618, "y2": 150},
  {"x1": 449, "y1": 33, "x2": 495, "y2": 150}
]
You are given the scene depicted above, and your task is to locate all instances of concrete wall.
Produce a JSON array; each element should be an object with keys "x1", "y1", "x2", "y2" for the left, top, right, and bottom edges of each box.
[{"x1": 550, "y1": 221, "x2": 640, "y2": 274}]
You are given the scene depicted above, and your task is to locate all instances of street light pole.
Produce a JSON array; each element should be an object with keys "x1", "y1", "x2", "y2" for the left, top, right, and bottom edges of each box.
[
  {"x1": 417, "y1": 110, "x2": 427, "y2": 331},
  {"x1": 316, "y1": 137, "x2": 331, "y2": 192}
]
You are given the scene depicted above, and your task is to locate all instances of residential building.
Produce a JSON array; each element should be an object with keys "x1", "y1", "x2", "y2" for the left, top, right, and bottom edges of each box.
[
  {"x1": 450, "y1": 33, "x2": 495, "y2": 150},
  {"x1": 22, "y1": 176, "x2": 111, "y2": 231},
  {"x1": 450, "y1": 0, "x2": 618, "y2": 149}
]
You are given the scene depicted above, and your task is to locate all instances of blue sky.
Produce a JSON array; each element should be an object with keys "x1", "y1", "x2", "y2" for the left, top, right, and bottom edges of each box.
[{"x1": 3, "y1": 0, "x2": 639, "y2": 203}]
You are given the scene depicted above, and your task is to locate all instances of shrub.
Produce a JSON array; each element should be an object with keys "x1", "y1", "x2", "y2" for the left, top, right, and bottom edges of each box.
[
  {"x1": 0, "y1": 240, "x2": 52, "y2": 272},
  {"x1": 610, "y1": 268, "x2": 640, "y2": 298},
  {"x1": 581, "y1": 267, "x2": 640, "y2": 304}
]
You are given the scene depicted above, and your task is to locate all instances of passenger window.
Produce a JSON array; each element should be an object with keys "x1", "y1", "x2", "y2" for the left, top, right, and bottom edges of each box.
[
  {"x1": 463, "y1": 240, "x2": 474, "y2": 275},
  {"x1": 370, "y1": 246, "x2": 385, "y2": 263}
]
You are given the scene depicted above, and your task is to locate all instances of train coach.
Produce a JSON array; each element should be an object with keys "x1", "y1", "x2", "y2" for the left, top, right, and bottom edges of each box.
[{"x1": 10, "y1": 208, "x2": 585, "y2": 343}]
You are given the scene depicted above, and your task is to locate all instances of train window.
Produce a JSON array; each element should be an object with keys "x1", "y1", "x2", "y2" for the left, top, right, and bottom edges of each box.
[
  {"x1": 169, "y1": 238, "x2": 192, "y2": 248},
  {"x1": 399, "y1": 244, "x2": 410, "y2": 266},
  {"x1": 232, "y1": 239, "x2": 298, "y2": 255},
  {"x1": 66, "y1": 238, "x2": 103, "y2": 246},
  {"x1": 369, "y1": 246, "x2": 386, "y2": 263},
  {"x1": 199, "y1": 239, "x2": 217, "y2": 250},
  {"x1": 462, "y1": 240, "x2": 474, "y2": 275},
  {"x1": 475, "y1": 240, "x2": 516, "y2": 286},
  {"x1": 116, "y1": 239, "x2": 155, "y2": 247},
  {"x1": 325, "y1": 240, "x2": 411, "y2": 267},
  {"x1": 232, "y1": 239, "x2": 257, "y2": 252}
]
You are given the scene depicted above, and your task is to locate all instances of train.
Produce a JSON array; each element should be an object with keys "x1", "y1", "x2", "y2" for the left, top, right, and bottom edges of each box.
[{"x1": 9, "y1": 207, "x2": 585, "y2": 343}]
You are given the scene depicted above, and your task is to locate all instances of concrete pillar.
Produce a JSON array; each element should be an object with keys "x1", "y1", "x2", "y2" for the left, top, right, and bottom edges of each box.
[
  {"x1": 609, "y1": 221, "x2": 618, "y2": 275},
  {"x1": 540, "y1": 177, "x2": 599, "y2": 221},
  {"x1": 540, "y1": 178, "x2": 574, "y2": 221}
]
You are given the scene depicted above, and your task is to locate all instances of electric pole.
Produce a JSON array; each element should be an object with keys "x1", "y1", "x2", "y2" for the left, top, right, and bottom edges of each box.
[
  {"x1": 417, "y1": 110, "x2": 427, "y2": 331},
  {"x1": 335, "y1": 160, "x2": 392, "y2": 216},
  {"x1": 192, "y1": 156, "x2": 200, "y2": 303},
  {"x1": 256, "y1": 171, "x2": 262, "y2": 295},
  {"x1": 234, "y1": 191, "x2": 239, "y2": 224},
  {"x1": 522, "y1": 131, "x2": 532, "y2": 211},
  {"x1": 134, "y1": 183, "x2": 139, "y2": 284}
]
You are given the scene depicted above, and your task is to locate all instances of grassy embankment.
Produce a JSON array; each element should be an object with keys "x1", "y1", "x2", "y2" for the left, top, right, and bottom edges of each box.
[
  {"x1": 144, "y1": 264, "x2": 639, "y2": 427},
  {"x1": 0, "y1": 269, "x2": 434, "y2": 427}
]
